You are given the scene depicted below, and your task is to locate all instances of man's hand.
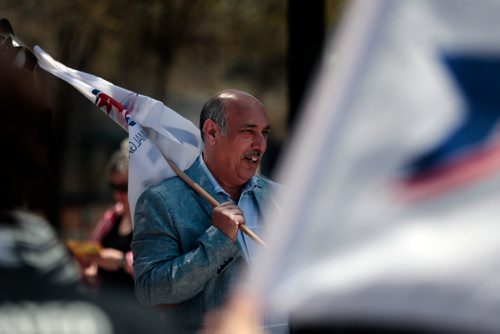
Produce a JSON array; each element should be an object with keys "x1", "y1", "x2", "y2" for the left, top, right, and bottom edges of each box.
[{"x1": 212, "y1": 201, "x2": 245, "y2": 241}]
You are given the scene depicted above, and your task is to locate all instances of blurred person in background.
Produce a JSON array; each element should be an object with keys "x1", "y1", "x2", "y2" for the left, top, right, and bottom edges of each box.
[
  {"x1": 81, "y1": 139, "x2": 135, "y2": 296},
  {"x1": 0, "y1": 18, "x2": 172, "y2": 333},
  {"x1": 0, "y1": 18, "x2": 80, "y2": 294}
]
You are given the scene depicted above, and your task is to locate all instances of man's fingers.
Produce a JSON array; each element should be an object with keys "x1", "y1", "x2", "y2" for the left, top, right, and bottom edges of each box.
[
  {"x1": 216, "y1": 202, "x2": 244, "y2": 217},
  {"x1": 212, "y1": 202, "x2": 245, "y2": 241},
  {"x1": 231, "y1": 214, "x2": 245, "y2": 226},
  {"x1": 219, "y1": 201, "x2": 236, "y2": 208}
]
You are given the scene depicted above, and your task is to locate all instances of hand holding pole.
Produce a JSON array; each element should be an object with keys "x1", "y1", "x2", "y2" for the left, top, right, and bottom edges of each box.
[{"x1": 164, "y1": 157, "x2": 268, "y2": 248}]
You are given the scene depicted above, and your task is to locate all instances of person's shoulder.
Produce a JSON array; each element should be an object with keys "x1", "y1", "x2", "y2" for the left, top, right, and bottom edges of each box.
[
  {"x1": 10, "y1": 209, "x2": 56, "y2": 241},
  {"x1": 255, "y1": 174, "x2": 279, "y2": 185},
  {"x1": 137, "y1": 175, "x2": 190, "y2": 206},
  {"x1": 139, "y1": 158, "x2": 203, "y2": 201},
  {"x1": 0, "y1": 210, "x2": 55, "y2": 256},
  {"x1": 255, "y1": 175, "x2": 282, "y2": 191},
  {"x1": 152, "y1": 175, "x2": 190, "y2": 193}
]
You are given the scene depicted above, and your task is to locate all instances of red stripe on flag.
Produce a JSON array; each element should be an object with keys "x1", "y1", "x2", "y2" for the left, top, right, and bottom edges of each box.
[{"x1": 395, "y1": 139, "x2": 500, "y2": 202}]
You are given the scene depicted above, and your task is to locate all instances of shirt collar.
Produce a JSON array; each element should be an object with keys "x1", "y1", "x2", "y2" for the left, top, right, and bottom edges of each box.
[{"x1": 198, "y1": 155, "x2": 259, "y2": 198}]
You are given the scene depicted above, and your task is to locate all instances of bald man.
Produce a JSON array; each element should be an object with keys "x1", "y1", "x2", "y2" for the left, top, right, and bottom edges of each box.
[{"x1": 132, "y1": 90, "x2": 282, "y2": 332}]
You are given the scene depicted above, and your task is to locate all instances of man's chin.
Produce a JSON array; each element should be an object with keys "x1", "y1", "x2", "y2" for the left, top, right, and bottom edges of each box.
[{"x1": 239, "y1": 164, "x2": 259, "y2": 180}]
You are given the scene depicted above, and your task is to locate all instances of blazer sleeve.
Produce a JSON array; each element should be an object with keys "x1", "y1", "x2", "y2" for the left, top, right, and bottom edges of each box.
[{"x1": 131, "y1": 185, "x2": 241, "y2": 305}]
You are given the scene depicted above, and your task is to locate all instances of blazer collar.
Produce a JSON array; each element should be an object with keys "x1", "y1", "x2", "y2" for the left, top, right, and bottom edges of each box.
[
  {"x1": 185, "y1": 158, "x2": 218, "y2": 217},
  {"x1": 251, "y1": 179, "x2": 267, "y2": 213}
]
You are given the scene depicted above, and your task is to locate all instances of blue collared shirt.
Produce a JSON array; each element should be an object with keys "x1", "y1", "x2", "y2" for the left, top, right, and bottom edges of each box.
[
  {"x1": 200, "y1": 156, "x2": 289, "y2": 333},
  {"x1": 199, "y1": 155, "x2": 261, "y2": 270}
]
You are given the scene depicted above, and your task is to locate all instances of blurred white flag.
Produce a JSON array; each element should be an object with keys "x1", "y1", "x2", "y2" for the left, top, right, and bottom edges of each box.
[
  {"x1": 252, "y1": 0, "x2": 500, "y2": 331},
  {"x1": 34, "y1": 46, "x2": 202, "y2": 224}
]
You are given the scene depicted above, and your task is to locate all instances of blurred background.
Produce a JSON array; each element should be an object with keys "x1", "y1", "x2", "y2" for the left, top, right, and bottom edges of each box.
[{"x1": 1, "y1": 0, "x2": 346, "y2": 240}]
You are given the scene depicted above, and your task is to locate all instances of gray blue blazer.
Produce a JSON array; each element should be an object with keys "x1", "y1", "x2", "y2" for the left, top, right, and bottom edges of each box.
[{"x1": 132, "y1": 158, "x2": 279, "y2": 331}]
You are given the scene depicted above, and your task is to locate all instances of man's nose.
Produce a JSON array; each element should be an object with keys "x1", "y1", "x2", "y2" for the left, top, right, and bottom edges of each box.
[{"x1": 252, "y1": 132, "x2": 267, "y2": 152}]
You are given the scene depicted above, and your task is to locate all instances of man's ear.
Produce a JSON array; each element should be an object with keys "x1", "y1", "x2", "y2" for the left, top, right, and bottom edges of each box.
[{"x1": 203, "y1": 119, "x2": 218, "y2": 144}]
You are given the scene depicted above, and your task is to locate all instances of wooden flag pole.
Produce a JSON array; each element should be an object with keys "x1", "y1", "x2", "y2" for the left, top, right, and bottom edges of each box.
[{"x1": 165, "y1": 157, "x2": 268, "y2": 248}]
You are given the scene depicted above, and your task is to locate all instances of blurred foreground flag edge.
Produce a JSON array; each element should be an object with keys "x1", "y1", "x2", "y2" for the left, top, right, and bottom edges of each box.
[{"x1": 251, "y1": 0, "x2": 500, "y2": 332}]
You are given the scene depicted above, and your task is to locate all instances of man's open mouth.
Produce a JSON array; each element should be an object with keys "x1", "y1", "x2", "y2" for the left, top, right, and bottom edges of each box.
[{"x1": 243, "y1": 151, "x2": 261, "y2": 164}]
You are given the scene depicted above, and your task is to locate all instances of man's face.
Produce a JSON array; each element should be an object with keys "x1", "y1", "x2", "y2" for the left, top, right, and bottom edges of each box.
[{"x1": 212, "y1": 97, "x2": 270, "y2": 188}]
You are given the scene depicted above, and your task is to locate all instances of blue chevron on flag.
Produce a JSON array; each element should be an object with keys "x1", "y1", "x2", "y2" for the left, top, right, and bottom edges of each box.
[{"x1": 399, "y1": 55, "x2": 500, "y2": 201}]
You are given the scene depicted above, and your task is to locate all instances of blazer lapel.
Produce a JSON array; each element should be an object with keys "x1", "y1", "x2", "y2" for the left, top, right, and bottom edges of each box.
[{"x1": 185, "y1": 159, "x2": 218, "y2": 217}]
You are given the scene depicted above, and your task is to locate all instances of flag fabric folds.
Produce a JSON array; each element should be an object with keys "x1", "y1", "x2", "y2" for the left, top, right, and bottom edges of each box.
[
  {"x1": 250, "y1": 0, "x2": 500, "y2": 331},
  {"x1": 34, "y1": 46, "x2": 202, "y2": 224}
]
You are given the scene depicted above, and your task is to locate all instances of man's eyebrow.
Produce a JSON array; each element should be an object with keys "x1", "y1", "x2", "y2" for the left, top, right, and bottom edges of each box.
[{"x1": 242, "y1": 123, "x2": 272, "y2": 130}]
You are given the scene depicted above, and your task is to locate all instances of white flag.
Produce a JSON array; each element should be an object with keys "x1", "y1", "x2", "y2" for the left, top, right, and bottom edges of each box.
[
  {"x1": 34, "y1": 46, "x2": 202, "y2": 224},
  {"x1": 251, "y1": 0, "x2": 500, "y2": 331}
]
